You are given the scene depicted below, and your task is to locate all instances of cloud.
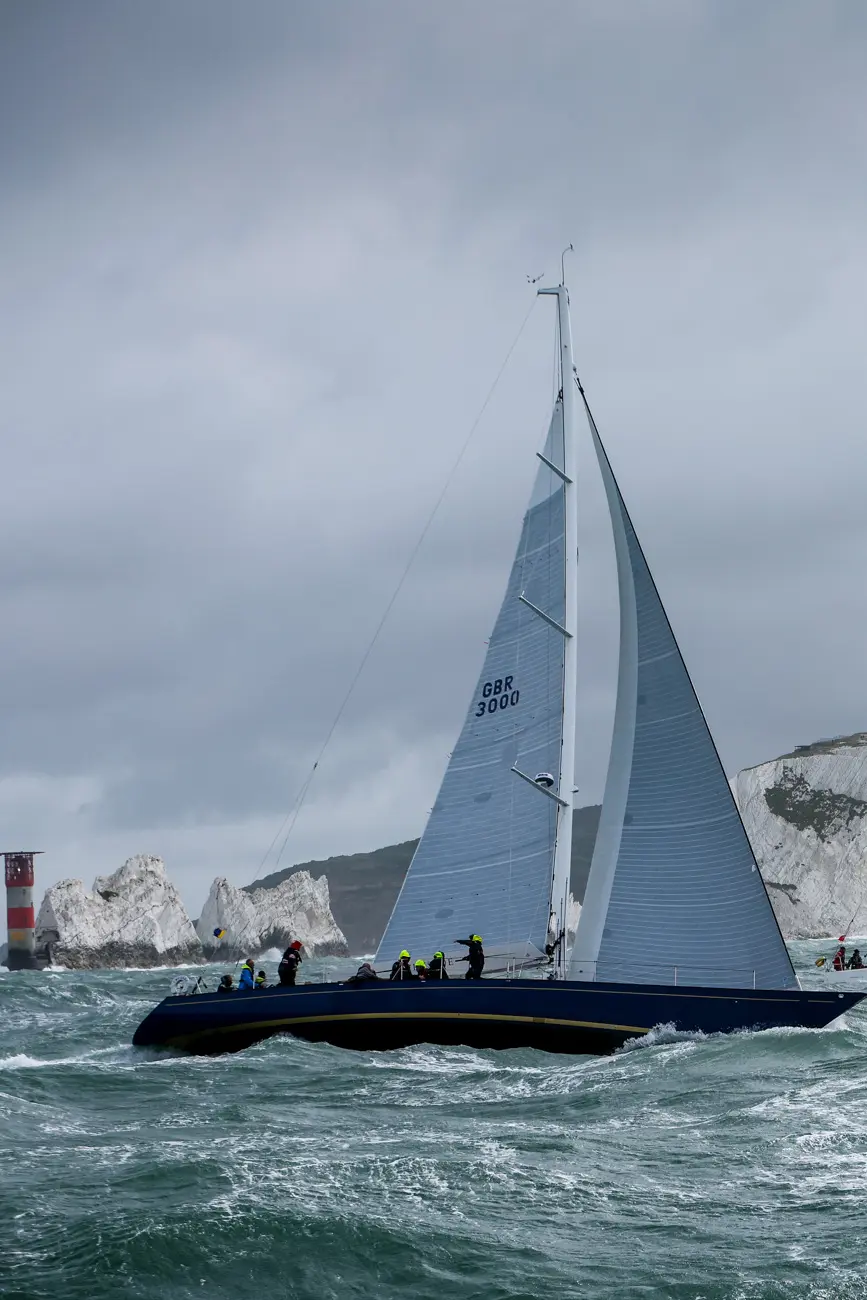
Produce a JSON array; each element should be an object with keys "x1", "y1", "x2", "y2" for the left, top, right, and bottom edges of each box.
[{"x1": 2, "y1": 1, "x2": 867, "y2": 913}]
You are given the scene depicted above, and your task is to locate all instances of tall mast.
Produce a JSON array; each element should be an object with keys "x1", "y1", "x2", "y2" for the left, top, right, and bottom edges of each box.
[{"x1": 538, "y1": 261, "x2": 578, "y2": 979}]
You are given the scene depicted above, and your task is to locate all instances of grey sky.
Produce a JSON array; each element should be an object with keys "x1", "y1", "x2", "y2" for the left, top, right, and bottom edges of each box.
[{"x1": 2, "y1": 1, "x2": 867, "y2": 915}]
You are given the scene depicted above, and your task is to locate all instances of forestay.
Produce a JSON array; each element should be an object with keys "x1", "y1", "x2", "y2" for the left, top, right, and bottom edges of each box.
[
  {"x1": 376, "y1": 405, "x2": 568, "y2": 968},
  {"x1": 570, "y1": 403, "x2": 798, "y2": 991}
]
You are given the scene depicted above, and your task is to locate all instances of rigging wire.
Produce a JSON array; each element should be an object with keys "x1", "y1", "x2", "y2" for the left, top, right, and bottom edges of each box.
[
  {"x1": 835, "y1": 834, "x2": 867, "y2": 941},
  {"x1": 839, "y1": 900, "x2": 864, "y2": 943},
  {"x1": 38, "y1": 303, "x2": 541, "y2": 983},
  {"x1": 57, "y1": 305, "x2": 541, "y2": 990},
  {"x1": 256, "y1": 294, "x2": 541, "y2": 879}
]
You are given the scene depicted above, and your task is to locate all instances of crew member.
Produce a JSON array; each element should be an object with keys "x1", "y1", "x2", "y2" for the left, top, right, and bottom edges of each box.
[
  {"x1": 238, "y1": 959, "x2": 256, "y2": 990},
  {"x1": 454, "y1": 934, "x2": 485, "y2": 979},
  {"x1": 833, "y1": 945, "x2": 847, "y2": 972},
  {"x1": 217, "y1": 974, "x2": 234, "y2": 993},
  {"x1": 414, "y1": 959, "x2": 428, "y2": 981},
  {"x1": 348, "y1": 962, "x2": 380, "y2": 983},
  {"x1": 847, "y1": 948, "x2": 864, "y2": 970},
  {"x1": 278, "y1": 940, "x2": 303, "y2": 986},
  {"x1": 255, "y1": 970, "x2": 267, "y2": 988},
  {"x1": 428, "y1": 951, "x2": 449, "y2": 979},
  {"x1": 390, "y1": 950, "x2": 414, "y2": 980}
]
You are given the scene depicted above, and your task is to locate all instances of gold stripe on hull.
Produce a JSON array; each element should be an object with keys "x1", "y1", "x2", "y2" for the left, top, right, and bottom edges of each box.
[{"x1": 169, "y1": 1008, "x2": 651, "y2": 1049}]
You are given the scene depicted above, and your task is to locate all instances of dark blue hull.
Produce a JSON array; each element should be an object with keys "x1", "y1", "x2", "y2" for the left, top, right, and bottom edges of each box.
[{"x1": 131, "y1": 977, "x2": 865, "y2": 1056}]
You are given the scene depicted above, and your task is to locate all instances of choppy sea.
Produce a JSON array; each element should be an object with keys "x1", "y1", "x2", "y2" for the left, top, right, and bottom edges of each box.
[{"x1": 1, "y1": 941, "x2": 866, "y2": 1300}]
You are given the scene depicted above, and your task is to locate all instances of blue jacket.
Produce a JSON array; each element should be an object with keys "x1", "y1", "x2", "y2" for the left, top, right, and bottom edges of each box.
[{"x1": 238, "y1": 967, "x2": 255, "y2": 990}]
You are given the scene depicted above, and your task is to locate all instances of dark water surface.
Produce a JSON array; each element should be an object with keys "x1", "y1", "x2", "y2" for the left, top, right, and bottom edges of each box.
[{"x1": 1, "y1": 943, "x2": 866, "y2": 1300}]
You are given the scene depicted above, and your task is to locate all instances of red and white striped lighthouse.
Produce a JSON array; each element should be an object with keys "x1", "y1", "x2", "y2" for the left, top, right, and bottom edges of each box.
[{"x1": 4, "y1": 851, "x2": 43, "y2": 971}]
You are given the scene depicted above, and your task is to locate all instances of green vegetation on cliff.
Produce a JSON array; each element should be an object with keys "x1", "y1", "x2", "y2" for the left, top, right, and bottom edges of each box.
[{"x1": 763, "y1": 767, "x2": 867, "y2": 842}]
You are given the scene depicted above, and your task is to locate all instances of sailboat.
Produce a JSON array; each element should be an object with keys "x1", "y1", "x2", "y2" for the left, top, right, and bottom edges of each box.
[{"x1": 133, "y1": 269, "x2": 864, "y2": 1054}]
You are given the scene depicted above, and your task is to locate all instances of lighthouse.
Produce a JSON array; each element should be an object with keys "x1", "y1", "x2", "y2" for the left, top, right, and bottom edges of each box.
[{"x1": 4, "y1": 851, "x2": 44, "y2": 971}]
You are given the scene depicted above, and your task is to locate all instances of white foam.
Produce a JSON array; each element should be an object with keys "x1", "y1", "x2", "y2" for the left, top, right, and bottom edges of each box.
[
  {"x1": 0, "y1": 1046, "x2": 126, "y2": 1071},
  {"x1": 113, "y1": 962, "x2": 207, "y2": 972},
  {"x1": 0, "y1": 1053, "x2": 44, "y2": 1070},
  {"x1": 617, "y1": 1022, "x2": 707, "y2": 1052}
]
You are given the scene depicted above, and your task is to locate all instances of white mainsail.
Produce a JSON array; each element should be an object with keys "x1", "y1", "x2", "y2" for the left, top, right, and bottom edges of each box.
[{"x1": 375, "y1": 397, "x2": 573, "y2": 969}]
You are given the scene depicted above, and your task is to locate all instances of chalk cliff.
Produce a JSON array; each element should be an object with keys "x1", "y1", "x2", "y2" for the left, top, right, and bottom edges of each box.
[
  {"x1": 736, "y1": 733, "x2": 867, "y2": 939},
  {"x1": 196, "y1": 871, "x2": 348, "y2": 958},
  {"x1": 34, "y1": 855, "x2": 203, "y2": 969}
]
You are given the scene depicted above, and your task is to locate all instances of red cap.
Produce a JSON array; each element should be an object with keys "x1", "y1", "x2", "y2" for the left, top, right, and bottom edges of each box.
[{"x1": 290, "y1": 940, "x2": 302, "y2": 949}]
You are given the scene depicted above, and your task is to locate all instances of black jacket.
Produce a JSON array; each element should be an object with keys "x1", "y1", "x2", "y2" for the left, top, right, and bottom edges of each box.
[
  {"x1": 278, "y1": 949, "x2": 302, "y2": 981},
  {"x1": 455, "y1": 938, "x2": 485, "y2": 971}
]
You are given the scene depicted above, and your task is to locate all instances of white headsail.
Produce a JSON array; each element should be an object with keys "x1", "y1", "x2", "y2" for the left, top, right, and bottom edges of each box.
[{"x1": 570, "y1": 395, "x2": 798, "y2": 991}]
